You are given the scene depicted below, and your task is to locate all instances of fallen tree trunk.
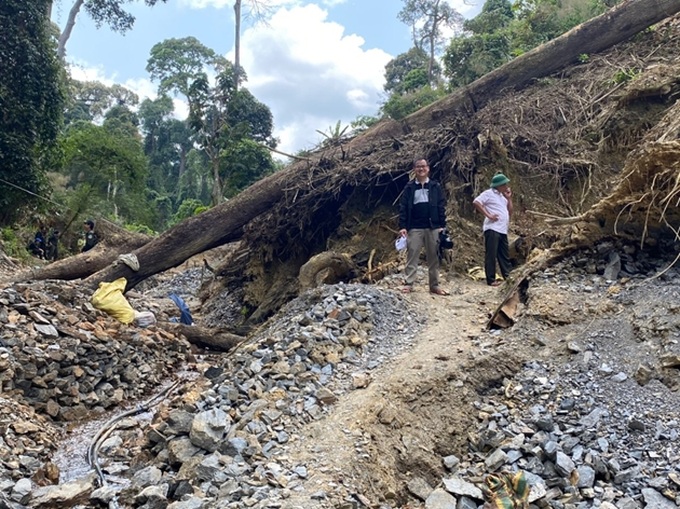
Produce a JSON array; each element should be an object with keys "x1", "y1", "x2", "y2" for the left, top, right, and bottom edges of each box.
[
  {"x1": 350, "y1": 0, "x2": 680, "y2": 149},
  {"x1": 164, "y1": 323, "x2": 244, "y2": 352},
  {"x1": 85, "y1": 169, "x2": 294, "y2": 290},
  {"x1": 17, "y1": 221, "x2": 150, "y2": 282},
  {"x1": 43, "y1": 0, "x2": 680, "y2": 291}
]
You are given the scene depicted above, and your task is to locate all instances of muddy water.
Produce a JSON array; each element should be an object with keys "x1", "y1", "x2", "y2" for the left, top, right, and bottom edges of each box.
[
  {"x1": 52, "y1": 409, "x2": 156, "y2": 484},
  {"x1": 52, "y1": 372, "x2": 198, "y2": 484}
]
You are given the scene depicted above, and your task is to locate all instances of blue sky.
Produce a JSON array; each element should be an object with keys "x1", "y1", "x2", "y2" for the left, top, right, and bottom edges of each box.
[{"x1": 51, "y1": 0, "x2": 480, "y2": 156}]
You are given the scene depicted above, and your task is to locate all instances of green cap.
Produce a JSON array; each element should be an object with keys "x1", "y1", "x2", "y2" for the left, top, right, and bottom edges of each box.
[{"x1": 490, "y1": 174, "x2": 510, "y2": 188}]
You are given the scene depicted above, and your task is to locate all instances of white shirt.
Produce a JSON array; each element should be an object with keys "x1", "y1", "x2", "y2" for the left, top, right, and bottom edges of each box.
[{"x1": 473, "y1": 188, "x2": 510, "y2": 234}]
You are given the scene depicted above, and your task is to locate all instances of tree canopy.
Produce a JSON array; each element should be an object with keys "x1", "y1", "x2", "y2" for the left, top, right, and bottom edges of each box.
[{"x1": 0, "y1": 0, "x2": 64, "y2": 223}]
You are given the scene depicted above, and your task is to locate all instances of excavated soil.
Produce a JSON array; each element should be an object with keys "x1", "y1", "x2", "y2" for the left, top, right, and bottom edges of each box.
[{"x1": 270, "y1": 254, "x2": 680, "y2": 508}]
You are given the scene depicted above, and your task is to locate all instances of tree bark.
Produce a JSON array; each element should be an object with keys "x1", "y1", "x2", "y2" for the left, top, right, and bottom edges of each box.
[
  {"x1": 164, "y1": 323, "x2": 244, "y2": 352},
  {"x1": 18, "y1": 221, "x2": 150, "y2": 282},
  {"x1": 85, "y1": 168, "x2": 292, "y2": 290},
  {"x1": 355, "y1": 0, "x2": 680, "y2": 147},
  {"x1": 57, "y1": 0, "x2": 84, "y2": 59}
]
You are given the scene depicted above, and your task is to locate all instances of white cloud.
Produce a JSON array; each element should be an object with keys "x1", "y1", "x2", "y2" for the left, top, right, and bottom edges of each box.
[
  {"x1": 67, "y1": 60, "x2": 115, "y2": 84},
  {"x1": 237, "y1": 4, "x2": 392, "y2": 155},
  {"x1": 178, "y1": 0, "x2": 304, "y2": 11},
  {"x1": 446, "y1": 0, "x2": 480, "y2": 18}
]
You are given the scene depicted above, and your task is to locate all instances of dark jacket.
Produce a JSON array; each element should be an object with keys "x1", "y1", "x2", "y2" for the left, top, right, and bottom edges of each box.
[
  {"x1": 82, "y1": 231, "x2": 98, "y2": 252},
  {"x1": 399, "y1": 179, "x2": 446, "y2": 230}
]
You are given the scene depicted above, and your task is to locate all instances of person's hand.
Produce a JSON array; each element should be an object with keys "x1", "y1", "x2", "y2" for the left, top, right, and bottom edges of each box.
[
  {"x1": 488, "y1": 213, "x2": 499, "y2": 221},
  {"x1": 399, "y1": 229, "x2": 407, "y2": 237},
  {"x1": 503, "y1": 187, "x2": 512, "y2": 199}
]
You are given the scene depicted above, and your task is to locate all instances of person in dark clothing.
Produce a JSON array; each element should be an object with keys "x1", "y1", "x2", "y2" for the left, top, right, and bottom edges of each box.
[
  {"x1": 45, "y1": 229, "x2": 59, "y2": 261},
  {"x1": 27, "y1": 228, "x2": 46, "y2": 259},
  {"x1": 82, "y1": 219, "x2": 98, "y2": 252},
  {"x1": 398, "y1": 158, "x2": 449, "y2": 295}
]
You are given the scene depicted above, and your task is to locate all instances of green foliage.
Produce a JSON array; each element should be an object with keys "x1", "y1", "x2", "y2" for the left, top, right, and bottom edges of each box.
[
  {"x1": 0, "y1": 0, "x2": 65, "y2": 224},
  {"x1": 611, "y1": 67, "x2": 639, "y2": 84},
  {"x1": 229, "y1": 89, "x2": 275, "y2": 146},
  {"x1": 381, "y1": 86, "x2": 446, "y2": 120},
  {"x1": 350, "y1": 115, "x2": 381, "y2": 134},
  {"x1": 442, "y1": 0, "x2": 609, "y2": 89},
  {"x1": 103, "y1": 104, "x2": 141, "y2": 139},
  {"x1": 384, "y1": 47, "x2": 433, "y2": 93},
  {"x1": 60, "y1": 122, "x2": 149, "y2": 223},
  {"x1": 444, "y1": 32, "x2": 511, "y2": 87},
  {"x1": 148, "y1": 38, "x2": 276, "y2": 206},
  {"x1": 124, "y1": 223, "x2": 156, "y2": 235},
  {"x1": 1, "y1": 227, "x2": 32, "y2": 261},
  {"x1": 64, "y1": 80, "x2": 139, "y2": 125},
  {"x1": 177, "y1": 149, "x2": 211, "y2": 206},
  {"x1": 83, "y1": 0, "x2": 168, "y2": 33},
  {"x1": 221, "y1": 139, "x2": 276, "y2": 197},
  {"x1": 143, "y1": 37, "x2": 277, "y2": 217},
  {"x1": 171, "y1": 198, "x2": 207, "y2": 226},
  {"x1": 578, "y1": 53, "x2": 590, "y2": 63},
  {"x1": 398, "y1": 0, "x2": 464, "y2": 84},
  {"x1": 138, "y1": 95, "x2": 190, "y2": 202},
  {"x1": 316, "y1": 121, "x2": 350, "y2": 147},
  {"x1": 146, "y1": 37, "x2": 225, "y2": 101},
  {"x1": 466, "y1": 0, "x2": 514, "y2": 33}
]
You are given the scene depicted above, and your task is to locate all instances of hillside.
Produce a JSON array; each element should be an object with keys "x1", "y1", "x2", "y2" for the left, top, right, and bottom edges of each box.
[{"x1": 1, "y1": 7, "x2": 680, "y2": 509}]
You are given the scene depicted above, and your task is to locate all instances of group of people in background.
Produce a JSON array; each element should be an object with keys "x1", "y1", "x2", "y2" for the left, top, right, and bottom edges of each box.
[
  {"x1": 26, "y1": 219, "x2": 98, "y2": 261},
  {"x1": 398, "y1": 157, "x2": 514, "y2": 293},
  {"x1": 27, "y1": 227, "x2": 60, "y2": 261}
]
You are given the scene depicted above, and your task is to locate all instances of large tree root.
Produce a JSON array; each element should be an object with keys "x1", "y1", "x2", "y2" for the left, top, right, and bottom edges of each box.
[{"x1": 489, "y1": 113, "x2": 680, "y2": 328}]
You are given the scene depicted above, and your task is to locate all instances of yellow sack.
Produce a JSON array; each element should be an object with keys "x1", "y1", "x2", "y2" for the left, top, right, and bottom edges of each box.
[{"x1": 91, "y1": 277, "x2": 136, "y2": 324}]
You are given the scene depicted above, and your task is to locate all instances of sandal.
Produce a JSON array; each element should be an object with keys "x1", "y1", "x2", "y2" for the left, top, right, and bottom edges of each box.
[
  {"x1": 430, "y1": 287, "x2": 450, "y2": 296},
  {"x1": 401, "y1": 285, "x2": 413, "y2": 293},
  {"x1": 489, "y1": 281, "x2": 502, "y2": 287}
]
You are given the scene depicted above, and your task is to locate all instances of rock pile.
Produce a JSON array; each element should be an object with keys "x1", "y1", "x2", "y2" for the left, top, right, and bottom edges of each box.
[
  {"x1": 0, "y1": 281, "x2": 190, "y2": 422},
  {"x1": 0, "y1": 278, "x2": 191, "y2": 506},
  {"x1": 103, "y1": 283, "x2": 424, "y2": 509},
  {"x1": 1, "y1": 239, "x2": 679, "y2": 509}
]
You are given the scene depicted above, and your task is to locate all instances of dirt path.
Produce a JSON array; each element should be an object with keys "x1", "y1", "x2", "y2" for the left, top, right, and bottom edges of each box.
[{"x1": 279, "y1": 276, "x2": 530, "y2": 508}]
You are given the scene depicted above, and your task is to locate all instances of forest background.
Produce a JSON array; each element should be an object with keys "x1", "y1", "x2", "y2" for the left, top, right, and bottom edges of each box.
[{"x1": 0, "y1": 0, "x2": 612, "y2": 256}]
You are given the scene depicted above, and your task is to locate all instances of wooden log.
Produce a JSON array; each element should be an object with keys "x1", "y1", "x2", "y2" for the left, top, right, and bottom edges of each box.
[
  {"x1": 16, "y1": 220, "x2": 150, "y2": 282},
  {"x1": 164, "y1": 323, "x2": 245, "y2": 352}
]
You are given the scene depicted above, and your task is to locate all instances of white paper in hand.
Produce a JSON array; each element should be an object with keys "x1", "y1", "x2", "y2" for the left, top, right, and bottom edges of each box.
[{"x1": 395, "y1": 236, "x2": 407, "y2": 252}]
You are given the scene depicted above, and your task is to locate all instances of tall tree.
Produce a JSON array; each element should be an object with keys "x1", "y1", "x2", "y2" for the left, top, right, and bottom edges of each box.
[
  {"x1": 147, "y1": 37, "x2": 224, "y2": 112},
  {"x1": 398, "y1": 0, "x2": 464, "y2": 84},
  {"x1": 233, "y1": 0, "x2": 273, "y2": 92},
  {"x1": 61, "y1": 122, "x2": 148, "y2": 223},
  {"x1": 138, "y1": 95, "x2": 195, "y2": 223},
  {"x1": 188, "y1": 68, "x2": 240, "y2": 205},
  {"x1": 189, "y1": 69, "x2": 277, "y2": 203},
  {"x1": 65, "y1": 79, "x2": 139, "y2": 125},
  {"x1": 147, "y1": 37, "x2": 276, "y2": 206},
  {"x1": 55, "y1": 0, "x2": 168, "y2": 59},
  {"x1": 147, "y1": 37, "x2": 227, "y2": 205},
  {"x1": 0, "y1": 0, "x2": 64, "y2": 223},
  {"x1": 384, "y1": 47, "x2": 436, "y2": 94}
]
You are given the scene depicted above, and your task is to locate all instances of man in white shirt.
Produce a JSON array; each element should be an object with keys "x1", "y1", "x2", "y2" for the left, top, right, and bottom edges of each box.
[{"x1": 473, "y1": 174, "x2": 514, "y2": 287}]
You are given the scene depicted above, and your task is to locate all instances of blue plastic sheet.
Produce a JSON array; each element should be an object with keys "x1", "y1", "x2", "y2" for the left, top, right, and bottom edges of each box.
[{"x1": 168, "y1": 293, "x2": 194, "y2": 325}]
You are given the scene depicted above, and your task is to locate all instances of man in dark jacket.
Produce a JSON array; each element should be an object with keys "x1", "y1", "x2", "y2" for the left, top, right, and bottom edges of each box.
[
  {"x1": 398, "y1": 158, "x2": 449, "y2": 295},
  {"x1": 82, "y1": 219, "x2": 98, "y2": 252}
]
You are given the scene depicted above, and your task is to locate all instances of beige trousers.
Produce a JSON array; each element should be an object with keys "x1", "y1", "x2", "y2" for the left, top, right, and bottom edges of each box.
[{"x1": 404, "y1": 228, "x2": 440, "y2": 289}]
